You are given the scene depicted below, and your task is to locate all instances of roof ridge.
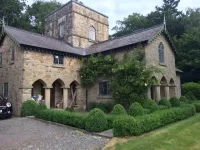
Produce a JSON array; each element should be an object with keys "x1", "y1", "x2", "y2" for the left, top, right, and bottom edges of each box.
[
  {"x1": 4, "y1": 26, "x2": 68, "y2": 44},
  {"x1": 89, "y1": 24, "x2": 164, "y2": 47}
]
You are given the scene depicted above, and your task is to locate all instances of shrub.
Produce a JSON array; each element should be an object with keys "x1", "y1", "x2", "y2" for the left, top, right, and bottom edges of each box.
[
  {"x1": 106, "y1": 115, "x2": 126, "y2": 129},
  {"x1": 21, "y1": 100, "x2": 38, "y2": 117},
  {"x1": 182, "y1": 82, "x2": 200, "y2": 100},
  {"x1": 35, "y1": 103, "x2": 47, "y2": 113},
  {"x1": 179, "y1": 96, "x2": 189, "y2": 104},
  {"x1": 111, "y1": 104, "x2": 127, "y2": 115},
  {"x1": 113, "y1": 105, "x2": 196, "y2": 137},
  {"x1": 36, "y1": 109, "x2": 86, "y2": 129},
  {"x1": 159, "y1": 98, "x2": 171, "y2": 108},
  {"x1": 65, "y1": 107, "x2": 74, "y2": 112},
  {"x1": 129, "y1": 102, "x2": 144, "y2": 117},
  {"x1": 185, "y1": 92, "x2": 197, "y2": 101},
  {"x1": 85, "y1": 108, "x2": 107, "y2": 132},
  {"x1": 193, "y1": 103, "x2": 200, "y2": 112},
  {"x1": 158, "y1": 105, "x2": 169, "y2": 110},
  {"x1": 142, "y1": 99, "x2": 158, "y2": 113},
  {"x1": 87, "y1": 102, "x2": 114, "y2": 113},
  {"x1": 169, "y1": 97, "x2": 181, "y2": 107}
]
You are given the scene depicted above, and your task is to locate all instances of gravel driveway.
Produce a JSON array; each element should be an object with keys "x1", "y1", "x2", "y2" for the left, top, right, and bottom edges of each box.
[{"x1": 0, "y1": 117, "x2": 110, "y2": 150}]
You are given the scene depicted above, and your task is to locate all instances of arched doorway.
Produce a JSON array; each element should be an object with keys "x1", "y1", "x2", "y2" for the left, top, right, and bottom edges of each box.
[
  {"x1": 51, "y1": 79, "x2": 64, "y2": 108},
  {"x1": 150, "y1": 76, "x2": 157, "y2": 100},
  {"x1": 32, "y1": 79, "x2": 46, "y2": 101},
  {"x1": 160, "y1": 76, "x2": 167, "y2": 99},
  {"x1": 68, "y1": 81, "x2": 79, "y2": 108},
  {"x1": 169, "y1": 78, "x2": 176, "y2": 98}
]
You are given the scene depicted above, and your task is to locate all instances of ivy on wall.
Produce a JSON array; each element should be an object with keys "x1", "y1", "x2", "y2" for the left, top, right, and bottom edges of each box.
[{"x1": 80, "y1": 49, "x2": 160, "y2": 106}]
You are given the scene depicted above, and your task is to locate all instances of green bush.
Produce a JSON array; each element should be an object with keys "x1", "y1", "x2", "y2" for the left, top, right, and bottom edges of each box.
[
  {"x1": 106, "y1": 115, "x2": 126, "y2": 129},
  {"x1": 169, "y1": 97, "x2": 181, "y2": 107},
  {"x1": 36, "y1": 109, "x2": 86, "y2": 129},
  {"x1": 129, "y1": 102, "x2": 144, "y2": 117},
  {"x1": 185, "y1": 92, "x2": 197, "y2": 101},
  {"x1": 142, "y1": 99, "x2": 158, "y2": 113},
  {"x1": 87, "y1": 101, "x2": 114, "y2": 113},
  {"x1": 113, "y1": 105, "x2": 196, "y2": 137},
  {"x1": 158, "y1": 105, "x2": 169, "y2": 110},
  {"x1": 21, "y1": 100, "x2": 38, "y2": 117},
  {"x1": 159, "y1": 98, "x2": 171, "y2": 108},
  {"x1": 182, "y1": 82, "x2": 200, "y2": 100},
  {"x1": 179, "y1": 96, "x2": 189, "y2": 104},
  {"x1": 85, "y1": 108, "x2": 107, "y2": 132},
  {"x1": 111, "y1": 104, "x2": 127, "y2": 115},
  {"x1": 65, "y1": 107, "x2": 74, "y2": 112},
  {"x1": 35, "y1": 103, "x2": 47, "y2": 113},
  {"x1": 193, "y1": 103, "x2": 200, "y2": 112}
]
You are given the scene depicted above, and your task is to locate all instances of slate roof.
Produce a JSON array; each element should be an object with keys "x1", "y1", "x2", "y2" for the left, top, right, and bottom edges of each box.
[
  {"x1": 3, "y1": 24, "x2": 167, "y2": 56},
  {"x1": 85, "y1": 24, "x2": 164, "y2": 55},
  {"x1": 4, "y1": 26, "x2": 85, "y2": 55}
]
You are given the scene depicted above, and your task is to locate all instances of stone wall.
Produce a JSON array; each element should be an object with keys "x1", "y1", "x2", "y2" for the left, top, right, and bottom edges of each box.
[
  {"x1": 45, "y1": 1, "x2": 109, "y2": 49},
  {"x1": 22, "y1": 49, "x2": 86, "y2": 109},
  {"x1": 0, "y1": 36, "x2": 24, "y2": 115}
]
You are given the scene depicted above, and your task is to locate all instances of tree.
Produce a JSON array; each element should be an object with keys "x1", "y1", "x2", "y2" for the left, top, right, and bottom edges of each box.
[
  {"x1": 112, "y1": 13, "x2": 150, "y2": 38},
  {"x1": 0, "y1": 0, "x2": 26, "y2": 26},
  {"x1": 17, "y1": 0, "x2": 61, "y2": 33}
]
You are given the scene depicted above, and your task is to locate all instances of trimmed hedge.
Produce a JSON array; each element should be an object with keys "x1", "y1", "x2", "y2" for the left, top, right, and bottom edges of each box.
[
  {"x1": 21, "y1": 100, "x2": 38, "y2": 117},
  {"x1": 35, "y1": 103, "x2": 47, "y2": 113},
  {"x1": 169, "y1": 97, "x2": 181, "y2": 107},
  {"x1": 142, "y1": 99, "x2": 158, "y2": 113},
  {"x1": 182, "y1": 82, "x2": 200, "y2": 100},
  {"x1": 112, "y1": 104, "x2": 127, "y2": 115},
  {"x1": 87, "y1": 101, "x2": 114, "y2": 113},
  {"x1": 35, "y1": 109, "x2": 87, "y2": 129},
  {"x1": 185, "y1": 92, "x2": 197, "y2": 101},
  {"x1": 179, "y1": 96, "x2": 189, "y2": 104},
  {"x1": 193, "y1": 103, "x2": 200, "y2": 112},
  {"x1": 113, "y1": 105, "x2": 196, "y2": 137},
  {"x1": 159, "y1": 98, "x2": 171, "y2": 108},
  {"x1": 85, "y1": 108, "x2": 107, "y2": 132},
  {"x1": 129, "y1": 102, "x2": 144, "y2": 117}
]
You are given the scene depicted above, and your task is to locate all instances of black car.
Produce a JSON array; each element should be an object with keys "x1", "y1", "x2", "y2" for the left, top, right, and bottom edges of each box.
[{"x1": 0, "y1": 94, "x2": 12, "y2": 118}]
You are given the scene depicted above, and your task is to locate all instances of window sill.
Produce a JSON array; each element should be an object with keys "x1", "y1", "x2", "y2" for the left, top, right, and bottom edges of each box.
[
  {"x1": 97, "y1": 95, "x2": 112, "y2": 99},
  {"x1": 89, "y1": 39, "x2": 97, "y2": 43},
  {"x1": 159, "y1": 63, "x2": 167, "y2": 67},
  {"x1": 52, "y1": 64, "x2": 65, "y2": 68},
  {"x1": 10, "y1": 61, "x2": 14, "y2": 65}
]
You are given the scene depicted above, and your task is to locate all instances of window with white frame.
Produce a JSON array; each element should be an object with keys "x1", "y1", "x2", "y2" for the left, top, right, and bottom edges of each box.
[
  {"x1": 99, "y1": 81, "x2": 111, "y2": 96},
  {"x1": 59, "y1": 23, "x2": 65, "y2": 37},
  {"x1": 158, "y1": 42, "x2": 164, "y2": 63},
  {"x1": 3, "y1": 83, "x2": 8, "y2": 97},
  {"x1": 89, "y1": 26, "x2": 96, "y2": 41},
  {"x1": 53, "y1": 55, "x2": 64, "y2": 65}
]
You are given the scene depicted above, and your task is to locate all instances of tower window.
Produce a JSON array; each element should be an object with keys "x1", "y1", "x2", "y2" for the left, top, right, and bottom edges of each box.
[
  {"x1": 89, "y1": 26, "x2": 96, "y2": 41},
  {"x1": 60, "y1": 23, "x2": 65, "y2": 37},
  {"x1": 158, "y1": 42, "x2": 164, "y2": 63},
  {"x1": 53, "y1": 55, "x2": 64, "y2": 65}
]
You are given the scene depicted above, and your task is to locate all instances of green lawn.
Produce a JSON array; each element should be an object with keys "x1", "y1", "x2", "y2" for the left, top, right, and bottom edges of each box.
[{"x1": 109, "y1": 114, "x2": 200, "y2": 150}]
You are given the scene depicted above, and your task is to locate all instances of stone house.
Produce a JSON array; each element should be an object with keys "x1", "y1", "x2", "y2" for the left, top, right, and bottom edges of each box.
[{"x1": 0, "y1": 0, "x2": 182, "y2": 115}]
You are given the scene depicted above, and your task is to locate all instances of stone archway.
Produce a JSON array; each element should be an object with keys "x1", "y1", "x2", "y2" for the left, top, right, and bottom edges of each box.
[
  {"x1": 169, "y1": 78, "x2": 176, "y2": 98},
  {"x1": 32, "y1": 79, "x2": 47, "y2": 101},
  {"x1": 50, "y1": 79, "x2": 65, "y2": 108},
  {"x1": 68, "y1": 80, "x2": 79, "y2": 108},
  {"x1": 160, "y1": 76, "x2": 168, "y2": 99},
  {"x1": 150, "y1": 76, "x2": 157, "y2": 101}
]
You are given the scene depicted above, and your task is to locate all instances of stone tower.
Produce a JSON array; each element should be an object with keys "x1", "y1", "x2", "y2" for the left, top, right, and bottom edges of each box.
[{"x1": 44, "y1": 0, "x2": 109, "y2": 48}]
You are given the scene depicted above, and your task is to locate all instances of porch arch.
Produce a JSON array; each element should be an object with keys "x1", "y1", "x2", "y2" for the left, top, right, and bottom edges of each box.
[
  {"x1": 160, "y1": 76, "x2": 168, "y2": 99},
  {"x1": 31, "y1": 79, "x2": 47, "y2": 100},
  {"x1": 169, "y1": 78, "x2": 176, "y2": 98},
  {"x1": 68, "y1": 80, "x2": 80, "y2": 107}
]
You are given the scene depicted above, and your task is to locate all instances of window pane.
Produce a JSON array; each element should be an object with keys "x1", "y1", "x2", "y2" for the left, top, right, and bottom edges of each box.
[
  {"x1": 11, "y1": 48, "x2": 15, "y2": 61},
  {"x1": 89, "y1": 26, "x2": 96, "y2": 41},
  {"x1": 99, "y1": 81, "x2": 111, "y2": 96},
  {"x1": 4, "y1": 83, "x2": 8, "y2": 97},
  {"x1": 58, "y1": 56, "x2": 64, "y2": 64},
  {"x1": 60, "y1": 24, "x2": 65, "y2": 37}
]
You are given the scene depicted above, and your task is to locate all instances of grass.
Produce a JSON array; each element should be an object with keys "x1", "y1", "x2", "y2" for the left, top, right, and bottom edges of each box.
[{"x1": 105, "y1": 114, "x2": 200, "y2": 150}]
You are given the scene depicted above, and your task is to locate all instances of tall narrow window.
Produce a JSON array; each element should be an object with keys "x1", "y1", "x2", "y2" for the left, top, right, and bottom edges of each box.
[
  {"x1": 11, "y1": 47, "x2": 15, "y2": 61},
  {"x1": 53, "y1": 55, "x2": 64, "y2": 65},
  {"x1": 158, "y1": 42, "x2": 164, "y2": 63},
  {"x1": 3, "y1": 83, "x2": 8, "y2": 97},
  {"x1": 99, "y1": 81, "x2": 111, "y2": 96},
  {"x1": 59, "y1": 23, "x2": 65, "y2": 38},
  {"x1": 89, "y1": 26, "x2": 96, "y2": 41},
  {"x1": 0, "y1": 53, "x2": 2, "y2": 65}
]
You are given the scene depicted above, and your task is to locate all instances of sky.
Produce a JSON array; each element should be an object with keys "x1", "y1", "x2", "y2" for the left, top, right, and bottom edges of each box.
[{"x1": 27, "y1": 0, "x2": 200, "y2": 34}]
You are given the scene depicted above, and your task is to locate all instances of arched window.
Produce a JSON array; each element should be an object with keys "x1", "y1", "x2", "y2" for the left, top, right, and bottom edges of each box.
[
  {"x1": 89, "y1": 26, "x2": 96, "y2": 41},
  {"x1": 158, "y1": 42, "x2": 164, "y2": 63}
]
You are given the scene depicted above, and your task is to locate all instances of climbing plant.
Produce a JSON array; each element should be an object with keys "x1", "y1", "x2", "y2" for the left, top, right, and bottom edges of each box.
[{"x1": 80, "y1": 49, "x2": 159, "y2": 106}]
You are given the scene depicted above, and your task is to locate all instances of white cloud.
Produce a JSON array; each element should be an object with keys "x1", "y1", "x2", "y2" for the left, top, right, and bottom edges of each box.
[{"x1": 26, "y1": 0, "x2": 200, "y2": 34}]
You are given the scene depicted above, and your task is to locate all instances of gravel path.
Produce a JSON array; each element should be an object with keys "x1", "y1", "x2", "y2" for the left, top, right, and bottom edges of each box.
[{"x1": 0, "y1": 117, "x2": 110, "y2": 150}]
